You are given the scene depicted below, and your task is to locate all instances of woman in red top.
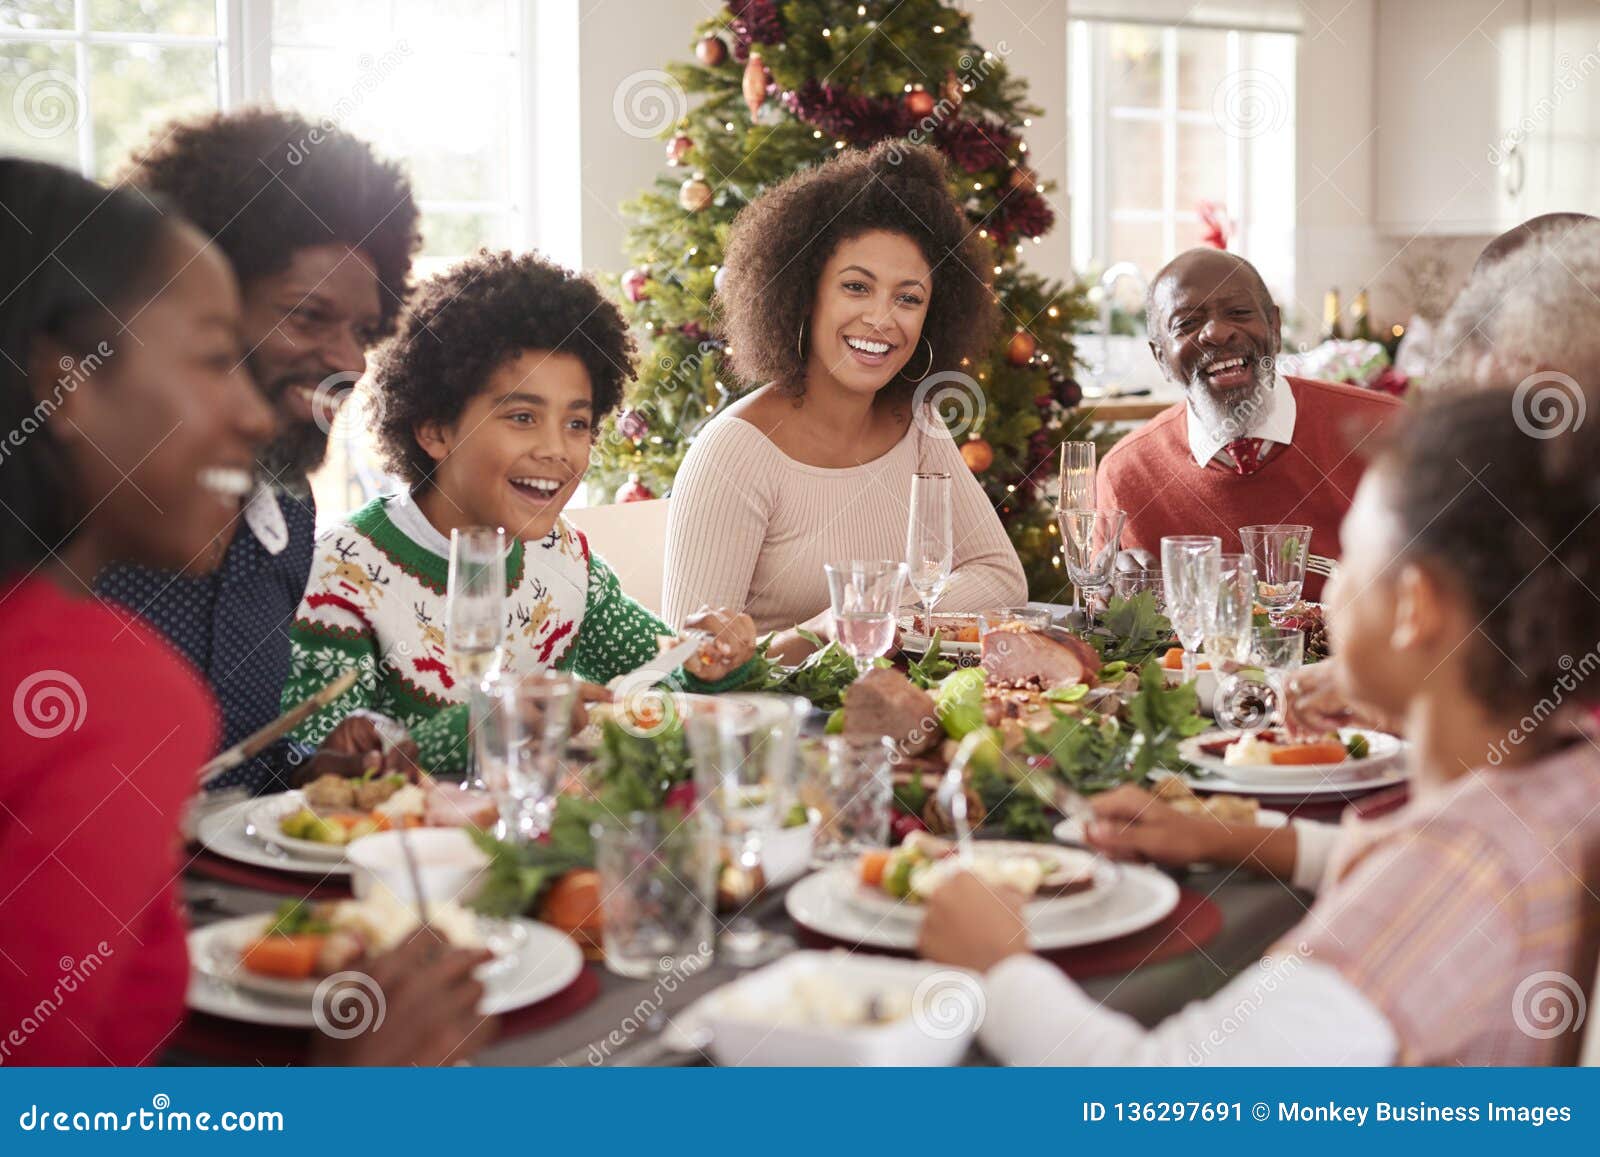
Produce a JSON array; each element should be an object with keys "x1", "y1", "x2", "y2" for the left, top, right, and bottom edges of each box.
[{"x1": 0, "y1": 159, "x2": 493, "y2": 1066}]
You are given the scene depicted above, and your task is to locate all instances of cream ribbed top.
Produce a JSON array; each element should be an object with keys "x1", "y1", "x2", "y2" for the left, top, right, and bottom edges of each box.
[{"x1": 662, "y1": 411, "x2": 1027, "y2": 631}]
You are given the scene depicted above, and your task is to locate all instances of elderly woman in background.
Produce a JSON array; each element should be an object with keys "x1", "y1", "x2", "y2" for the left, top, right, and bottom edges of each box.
[{"x1": 662, "y1": 142, "x2": 1026, "y2": 662}]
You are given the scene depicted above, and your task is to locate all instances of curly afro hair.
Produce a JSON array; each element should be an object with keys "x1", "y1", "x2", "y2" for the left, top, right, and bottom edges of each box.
[
  {"x1": 718, "y1": 140, "x2": 996, "y2": 393},
  {"x1": 372, "y1": 249, "x2": 637, "y2": 489},
  {"x1": 119, "y1": 107, "x2": 420, "y2": 338}
]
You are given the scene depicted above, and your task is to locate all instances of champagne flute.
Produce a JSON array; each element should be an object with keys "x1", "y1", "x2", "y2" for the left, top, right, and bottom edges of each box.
[
  {"x1": 905, "y1": 472, "x2": 953, "y2": 632},
  {"x1": 1058, "y1": 441, "x2": 1097, "y2": 616},
  {"x1": 825, "y1": 560, "x2": 908, "y2": 675},
  {"x1": 1207, "y1": 554, "x2": 1257, "y2": 669},
  {"x1": 1161, "y1": 536, "x2": 1222, "y2": 687},
  {"x1": 447, "y1": 527, "x2": 508, "y2": 684},
  {"x1": 1240, "y1": 524, "x2": 1312, "y2": 625},
  {"x1": 1059, "y1": 508, "x2": 1125, "y2": 630}
]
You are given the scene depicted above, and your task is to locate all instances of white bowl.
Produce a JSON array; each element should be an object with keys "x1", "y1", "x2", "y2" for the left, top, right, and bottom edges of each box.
[
  {"x1": 692, "y1": 951, "x2": 980, "y2": 1066},
  {"x1": 1163, "y1": 667, "x2": 1219, "y2": 713},
  {"x1": 346, "y1": 827, "x2": 490, "y2": 907}
]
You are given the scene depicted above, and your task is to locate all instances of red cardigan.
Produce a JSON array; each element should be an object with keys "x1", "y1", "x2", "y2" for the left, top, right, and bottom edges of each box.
[
  {"x1": 1096, "y1": 376, "x2": 1402, "y2": 600},
  {"x1": 0, "y1": 577, "x2": 216, "y2": 1065}
]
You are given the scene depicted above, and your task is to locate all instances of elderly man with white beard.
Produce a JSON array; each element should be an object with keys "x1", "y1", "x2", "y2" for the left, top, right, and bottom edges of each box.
[{"x1": 1095, "y1": 248, "x2": 1400, "y2": 599}]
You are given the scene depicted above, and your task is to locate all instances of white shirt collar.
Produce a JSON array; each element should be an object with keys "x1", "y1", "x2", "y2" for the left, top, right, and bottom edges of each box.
[
  {"x1": 1184, "y1": 371, "x2": 1297, "y2": 468},
  {"x1": 385, "y1": 488, "x2": 455, "y2": 558}
]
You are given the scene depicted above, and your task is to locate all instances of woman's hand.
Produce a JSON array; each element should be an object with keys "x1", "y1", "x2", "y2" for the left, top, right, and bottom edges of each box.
[
  {"x1": 294, "y1": 711, "x2": 419, "y2": 784},
  {"x1": 308, "y1": 928, "x2": 498, "y2": 1066},
  {"x1": 681, "y1": 606, "x2": 758, "y2": 681},
  {"x1": 765, "y1": 608, "x2": 831, "y2": 666},
  {"x1": 916, "y1": 871, "x2": 1030, "y2": 974}
]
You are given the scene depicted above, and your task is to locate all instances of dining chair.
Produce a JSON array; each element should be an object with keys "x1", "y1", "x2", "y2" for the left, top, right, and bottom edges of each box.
[{"x1": 563, "y1": 497, "x2": 670, "y2": 615}]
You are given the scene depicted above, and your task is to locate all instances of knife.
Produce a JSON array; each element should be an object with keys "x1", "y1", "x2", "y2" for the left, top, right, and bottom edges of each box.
[{"x1": 196, "y1": 669, "x2": 360, "y2": 786}]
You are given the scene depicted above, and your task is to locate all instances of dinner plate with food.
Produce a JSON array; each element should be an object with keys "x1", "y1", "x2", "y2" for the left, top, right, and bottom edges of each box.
[
  {"x1": 897, "y1": 611, "x2": 982, "y2": 656},
  {"x1": 194, "y1": 798, "x2": 353, "y2": 876},
  {"x1": 1179, "y1": 727, "x2": 1404, "y2": 787},
  {"x1": 186, "y1": 892, "x2": 582, "y2": 1028}
]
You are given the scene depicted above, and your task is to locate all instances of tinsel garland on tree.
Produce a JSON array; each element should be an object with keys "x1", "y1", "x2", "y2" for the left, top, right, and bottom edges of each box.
[{"x1": 591, "y1": 0, "x2": 1105, "y2": 600}]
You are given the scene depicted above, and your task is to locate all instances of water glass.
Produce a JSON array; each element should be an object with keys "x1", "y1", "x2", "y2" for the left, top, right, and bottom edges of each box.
[
  {"x1": 905, "y1": 472, "x2": 953, "y2": 618},
  {"x1": 1059, "y1": 508, "x2": 1126, "y2": 628},
  {"x1": 825, "y1": 559, "x2": 908, "y2": 674},
  {"x1": 1113, "y1": 567, "x2": 1164, "y2": 608},
  {"x1": 593, "y1": 812, "x2": 717, "y2": 980},
  {"x1": 1161, "y1": 536, "x2": 1222, "y2": 686},
  {"x1": 472, "y1": 670, "x2": 577, "y2": 842},
  {"x1": 798, "y1": 736, "x2": 896, "y2": 864},
  {"x1": 1240, "y1": 524, "x2": 1312, "y2": 624}
]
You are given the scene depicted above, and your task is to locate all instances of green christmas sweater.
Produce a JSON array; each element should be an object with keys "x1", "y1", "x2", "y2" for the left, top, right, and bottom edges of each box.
[{"x1": 283, "y1": 495, "x2": 743, "y2": 774}]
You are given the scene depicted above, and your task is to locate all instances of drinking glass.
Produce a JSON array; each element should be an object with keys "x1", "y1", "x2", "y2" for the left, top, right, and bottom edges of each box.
[
  {"x1": 682, "y1": 694, "x2": 807, "y2": 964},
  {"x1": 797, "y1": 735, "x2": 896, "y2": 864},
  {"x1": 446, "y1": 527, "x2": 508, "y2": 684},
  {"x1": 1207, "y1": 554, "x2": 1257, "y2": 669},
  {"x1": 1058, "y1": 441, "x2": 1097, "y2": 614},
  {"x1": 593, "y1": 811, "x2": 717, "y2": 980},
  {"x1": 825, "y1": 559, "x2": 908, "y2": 675},
  {"x1": 1059, "y1": 508, "x2": 1126, "y2": 629},
  {"x1": 1113, "y1": 567, "x2": 1164, "y2": 609},
  {"x1": 905, "y1": 472, "x2": 953, "y2": 623},
  {"x1": 473, "y1": 670, "x2": 577, "y2": 842},
  {"x1": 1252, "y1": 625, "x2": 1306, "y2": 726},
  {"x1": 1240, "y1": 524, "x2": 1312, "y2": 624},
  {"x1": 1161, "y1": 536, "x2": 1222, "y2": 686}
]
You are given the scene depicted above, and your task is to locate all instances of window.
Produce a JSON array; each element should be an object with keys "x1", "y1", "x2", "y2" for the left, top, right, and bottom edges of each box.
[{"x1": 1069, "y1": 18, "x2": 1297, "y2": 303}]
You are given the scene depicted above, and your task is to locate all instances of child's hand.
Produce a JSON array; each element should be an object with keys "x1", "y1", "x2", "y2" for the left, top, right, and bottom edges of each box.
[
  {"x1": 917, "y1": 871, "x2": 1030, "y2": 974},
  {"x1": 1083, "y1": 784, "x2": 1236, "y2": 867},
  {"x1": 295, "y1": 712, "x2": 419, "y2": 784},
  {"x1": 681, "y1": 606, "x2": 757, "y2": 681}
]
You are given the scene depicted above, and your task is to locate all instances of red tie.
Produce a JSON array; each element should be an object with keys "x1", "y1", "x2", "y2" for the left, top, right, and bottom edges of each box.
[{"x1": 1223, "y1": 437, "x2": 1268, "y2": 476}]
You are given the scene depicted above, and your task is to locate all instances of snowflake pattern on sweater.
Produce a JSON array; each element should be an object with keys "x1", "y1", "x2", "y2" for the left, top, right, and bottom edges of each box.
[{"x1": 283, "y1": 495, "x2": 731, "y2": 775}]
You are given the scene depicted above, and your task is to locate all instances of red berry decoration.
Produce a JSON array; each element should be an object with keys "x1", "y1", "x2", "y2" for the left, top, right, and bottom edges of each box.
[
  {"x1": 905, "y1": 87, "x2": 936, "y2": 118},
  {"x1": 696, "y1": 36, "x2": 727, "y2": 66},
  {"x1": 616, "y1": 473, "x2": 654, "y2": 503},
  {"x1": 666, "y1": 134, "x2": 692, "y2": 165},
  {"x1": 1006, "y1": 329, "x2": 1037, "y2": 366},
  {"x1": 621, "y1": 266, "x2": 649, "y2": 303},
  {"x1": 960, "y1": 436, "x2": 994, "y2": 473}
]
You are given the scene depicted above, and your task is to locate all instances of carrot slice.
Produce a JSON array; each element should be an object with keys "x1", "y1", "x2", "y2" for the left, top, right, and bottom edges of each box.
[
  {"x1": 1161, "y1": 647, "x2": 1210, "y2": 671},
  {"x1": 859, "y1": 850, "x2": 892, "y2": 887},
  {"x1": 1269, "y1": 740, "x2": 1348, "y2": 765},
  {"x1": 240, "y1": 934, "x2": 325, "y2": 979}
]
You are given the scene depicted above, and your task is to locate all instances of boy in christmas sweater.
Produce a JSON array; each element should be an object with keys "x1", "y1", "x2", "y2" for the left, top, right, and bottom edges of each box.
[{"x1": 283, "y1": 251, "x2": 757, "y2": 774}]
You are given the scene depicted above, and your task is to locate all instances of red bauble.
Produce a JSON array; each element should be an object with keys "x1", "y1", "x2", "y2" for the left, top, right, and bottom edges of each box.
[
  {"x1": 696, "y1": 36, "x2": 728, "y2": 66},
  {"x1": 666, "y1": 134, "x2": 692, "y2": 165},
  {"x1": 905, "y1": 88, "x2": 936, "y2": 118},
  {"x1": 960, "y1": 437, "x2": 994, "y2": 473},
  {"x1": 1006, "y1": 330, "x2": 1037, "y2": 366},
  {"x1": 616, "y1": 474, "x2": 654, "y2": 503},
  {"x1": 621, "y1": 266, "x2": 649, "y2": 303}
]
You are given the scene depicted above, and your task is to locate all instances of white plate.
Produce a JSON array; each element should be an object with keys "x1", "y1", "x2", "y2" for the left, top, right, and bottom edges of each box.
[
  {"x1": 194, "y1": 798, "x2": 353, "y2": 877},
  {"x1": 1052, "y1": 807, "x2": 1287, "y2": 846},
  {"x1": 185, "y1": 914, "x2": 581, "y2": 1028},
  {"x1": 1179, "y1": 727, "x2": 1405, "y2": 787},
  {"x1": 786, "y1": 862, "x2": 1179, "y2": 952},
  {"x1": 1152, "y1": 767, "x2": 1408, "y2": 800},
  {"x1": 244, "y1": 791, "x2": 352, "y2": 862},
  {"x1": 846, "y1": 843, "x2": 1115, "y2": 925}
]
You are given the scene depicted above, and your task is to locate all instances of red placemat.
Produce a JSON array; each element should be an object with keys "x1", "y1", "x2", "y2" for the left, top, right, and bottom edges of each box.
[
  {"x1": 173, "y1": 965, "x2": 600, "y2": 1065},
  {"x1": 795, "y1": 885, "x2": 1221, "y2": 980},
  {"x1": 185, "y1": 848, "x2": 354, "y2": 899},
  {"x1": 1270, "y1": 783, "x2": 1410, "y2": 823}
]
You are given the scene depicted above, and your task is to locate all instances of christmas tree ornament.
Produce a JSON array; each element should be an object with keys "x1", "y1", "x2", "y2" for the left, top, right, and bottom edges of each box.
[
  {"x1": 1006, "y1": 330, "x2": 1037, "y2": 365},
  {"x1": 905, "y1": 87, "x2": 936, "y2": 118},
  {"x1": 678, "y1": 175, "x2": 714, "y2": 212},
  {"x1": 742, "y1": 53, "x2": 769, "y2": 117},
  {"x1": 960, "y1": 436, "x2": 994, "y2": 473},
  {"x1": 616, "y1": 474, "x2": 654, "y2": 503},
  {"x1": 713, "y1": 265, "x2": 730, "y2": 294},
  {"x1": 621, "y1": 266, "x2": 650, "y2": 303},
  {"x1": 696, "y1": 35, "x2": 727, "y2": 66},
  {"x1": 1009, "y1": 165, "x2": 1038, "y2": 192},
  {"x1": 616, "y1": 409, "x2": 649, "y2": 444},
  {"x1": 942, "y1": 69, "x2": 964, "y2": 109},
  {"x1": 666, "y1": 134, "x2": 693, "y2": 165}
]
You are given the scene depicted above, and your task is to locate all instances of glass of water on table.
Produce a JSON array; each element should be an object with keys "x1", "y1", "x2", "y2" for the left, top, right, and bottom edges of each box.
[
  {"x1": 1240, "y1": 524, "x2": 1312, "y2": 624},
  {"x1": 825, "y1": 559, "x2": 909, "y2": 674},
  {"x1": 593, "y1": 811, "x2": 718, "y2": 980}
]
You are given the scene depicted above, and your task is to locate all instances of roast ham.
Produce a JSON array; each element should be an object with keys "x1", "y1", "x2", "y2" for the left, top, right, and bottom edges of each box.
[{"x1": 980, "y1": 625, "x2": 1100, "y2": 688}]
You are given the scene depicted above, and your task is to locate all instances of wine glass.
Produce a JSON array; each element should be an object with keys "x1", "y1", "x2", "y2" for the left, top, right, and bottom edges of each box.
[
  {"x1": 1058, "y1": 441, "x2": 1097, "y2": 615},
  {"x1": 682, "y1": 694, "x2": 807, "y2": 964},
  {"x1": 824, "y1": 559, "x2": 908, "y2": 675},
  {"x1": 1113, "y1": 567, "x2": 1164, "y2": 609},
  {"x1": 905, "y1": 472, "x2": 953, "y2": 631},
  {"x1": 1161, "y1": 536, "x2": 1222, "y2": 687},
  {"x1": 1059, "y1": 508, "x2": 1125, "y2": 629},
  {"x1": 473, "y1": 671, "x2": 577, "y2": 842},
  {"x1": 1252, "y1": 625, "x2": 1305, "y2": 727},
  {"x1": 1240, "y1": 524, "x2": 1312, "y2": 624},
  {"x1": 447, "y1": 527, "x2": 507, "y2": 684}
]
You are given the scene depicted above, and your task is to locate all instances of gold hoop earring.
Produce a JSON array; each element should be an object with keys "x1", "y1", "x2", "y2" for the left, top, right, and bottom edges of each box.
[
  {"x1": 796, "y1": 318, "x2": 807, "y2": 365},
  {"x1": 905, "y1": 336, "x2": 934, "y2": 382}
]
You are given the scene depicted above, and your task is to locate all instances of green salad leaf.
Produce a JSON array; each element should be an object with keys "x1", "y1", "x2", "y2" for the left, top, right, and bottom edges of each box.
[{"x1": 1092, "y1": 592, "x2": 1176, "y2": 667}]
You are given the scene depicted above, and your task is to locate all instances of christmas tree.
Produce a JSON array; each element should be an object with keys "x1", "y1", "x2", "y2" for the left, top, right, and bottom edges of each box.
[{"x1": 590, "y1": 0, "x2": 1098, "y2": 599}]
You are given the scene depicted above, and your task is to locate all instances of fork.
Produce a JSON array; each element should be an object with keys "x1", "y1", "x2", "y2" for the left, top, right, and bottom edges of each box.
[{"x1": 1306, "y1": 553, "x2": 1338, "y2": 579}]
